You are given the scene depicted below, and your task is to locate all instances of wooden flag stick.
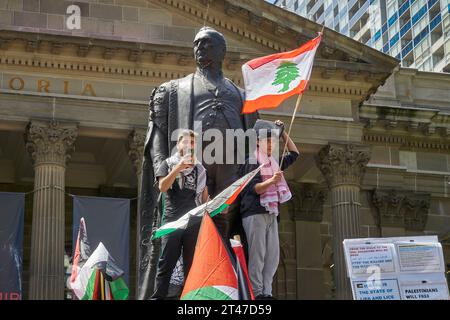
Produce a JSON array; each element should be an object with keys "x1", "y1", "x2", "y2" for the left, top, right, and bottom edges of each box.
[
  {"x1": 279, "y1": 26, "x2": 323, "y2": 170},
  {"x1": 279, "y1": 93, "x2": 304, "y2": 170},
  {"x1": 320, "y1": 24, "x2": 325, "y2": 34}
]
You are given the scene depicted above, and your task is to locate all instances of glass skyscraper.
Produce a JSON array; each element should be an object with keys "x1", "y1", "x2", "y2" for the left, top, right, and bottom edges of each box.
[{"x1": 273, "y1": 0, "x2": 450, "y2": 72}]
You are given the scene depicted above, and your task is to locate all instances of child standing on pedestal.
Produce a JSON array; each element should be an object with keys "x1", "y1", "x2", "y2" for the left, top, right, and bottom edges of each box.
[
  {"x1": 239, "y1": 119, "x2": 299, "y2": 300},
  {"x1": 151, "y1": 129, "x2": 209, "y2": 299}
]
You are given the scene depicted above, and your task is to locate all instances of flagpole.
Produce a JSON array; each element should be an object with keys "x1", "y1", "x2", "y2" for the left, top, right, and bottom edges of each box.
[
  {"x1": 279, "y1": 93, "x2": 303, "y2": 170},
  {"x1": 279, "y1": 25, "x2": 324, "y2": 170}
]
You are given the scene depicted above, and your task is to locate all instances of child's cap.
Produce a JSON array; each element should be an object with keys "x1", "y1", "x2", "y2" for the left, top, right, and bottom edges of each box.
[{"x1": 253, "y1": 119, "x2": 281, "y2": 139}]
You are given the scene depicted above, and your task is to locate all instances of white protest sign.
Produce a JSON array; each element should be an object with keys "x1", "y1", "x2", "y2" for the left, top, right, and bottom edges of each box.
[
  {"x1": 343, "y1": 236, "x2": 450, "y2": 300},
  {"x1": 352, "y1": 279, "x2": 401, "y2": 300},
  {"x1": 396, "y1": 242, "x2": 444, "y2": 273},
  {"x1": 399, "y1": 273, "x2": 450, "y2": 300},
  {"x1": 401, "y1": 282, "x2": 449, "y2": 300},
  {"x1": 345, "y1": 243, "x2": 396, "y2": 276}
]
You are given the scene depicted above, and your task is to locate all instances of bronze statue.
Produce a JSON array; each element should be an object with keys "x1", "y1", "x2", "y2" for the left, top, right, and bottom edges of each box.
[{"x1": 137, "y1": 27, "x2": 258, "y2": 299}]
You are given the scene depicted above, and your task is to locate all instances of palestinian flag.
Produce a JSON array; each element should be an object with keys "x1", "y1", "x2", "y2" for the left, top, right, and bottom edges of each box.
[
  {"x1": 180, "y1": 213, "x2": 238, "y2": 300},
  {"x1": 231, "y1": 238, "x2": 254, "y2": 300},
  {"x1": 152, "y1": 165, "x2": 263, "y2": 240},
  {"x1": 70, "y1": 241, "x2": 129, "y2": 300},
  {"x1": 83, "y1": 267, "x2": 129, "y2": 300},
  {"x1": 69, "y1": 217, "x2": 91, "y2": 285},
  {"x1": 241, "y1": 33, "x2": 321, "y2": 114}
]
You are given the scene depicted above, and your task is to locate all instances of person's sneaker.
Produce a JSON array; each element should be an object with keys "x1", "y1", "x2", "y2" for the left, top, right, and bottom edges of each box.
[
  {"x1": 263, "y1": 295, "x2": 277, "y2": 300},
  {"x1": 255, "y1": 294, "x2": 267, "y2": 300}
]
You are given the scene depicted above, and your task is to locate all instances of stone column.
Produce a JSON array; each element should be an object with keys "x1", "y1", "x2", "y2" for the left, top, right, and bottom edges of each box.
[
  {"x1": 126, "y1": 128, "x2": 146, "y2": 298},
  {"x1": 25, "y1": 120, "x2": 78, "y2": 300},
  {"x1": 316, "y1": 143, "x2": 370, "y2": 300}
]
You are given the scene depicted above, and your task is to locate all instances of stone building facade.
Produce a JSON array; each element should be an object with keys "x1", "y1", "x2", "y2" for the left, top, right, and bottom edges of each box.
[{"x1": 0, "y1": 0, "x2": 448, "y2": 299}]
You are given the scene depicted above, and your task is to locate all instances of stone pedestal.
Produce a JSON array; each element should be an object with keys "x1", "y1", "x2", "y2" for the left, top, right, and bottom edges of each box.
[
  {"x1": 25, "y1": 120, "x2": 77, "y2": 300},
  {"x1": 316, "y1": 143, "x2": 370, "y2": 300}
]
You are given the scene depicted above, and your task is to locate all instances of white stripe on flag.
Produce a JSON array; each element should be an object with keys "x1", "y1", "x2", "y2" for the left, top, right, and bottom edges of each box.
[
  {"x1": 243, "y1": 48, "x2": 318, "y2": 101},
  {"x1": 213, "y1": 286, "x2": 239, "y2": 300}
]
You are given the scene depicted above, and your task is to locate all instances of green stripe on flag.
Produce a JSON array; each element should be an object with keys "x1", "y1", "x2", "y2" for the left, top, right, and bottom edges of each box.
[
  {"x1": 152, "y1": 227, "x2": 177, "y2": 240},
  {"x1": 109, "y1": 277, "x2": 129, "y2": 300},
  {"x1": 181, "y1": 286, "x2": 233, "y2": 300},
  {"x1": 81, "y1": 270, "x2": 97, "y2": 300},
  {"x1": 210, "y1": 203, "x2": 229, "y2": 218}
]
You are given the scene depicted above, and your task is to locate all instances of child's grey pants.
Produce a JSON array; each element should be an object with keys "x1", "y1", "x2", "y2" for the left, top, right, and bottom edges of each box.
[{"x1": 242, "y1": 213, "x2": 279, "y2": 297}]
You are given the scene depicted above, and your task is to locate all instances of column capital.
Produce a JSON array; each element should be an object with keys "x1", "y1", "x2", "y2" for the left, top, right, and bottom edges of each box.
[
  {"x1": 372, "y1": 189, "x2": 405, "y2": 228},
  {"x1": 24, "y1": 120, "x2": 78, "y2": 166},
  {"x1": 316, "y1": 143, "x2": 371, "y2": 188},
  {"x1": 127, "y1": 128, "x2": 146, "y2": 175},
  {"x1": 372, "y1": 189, "x2": 430, "y2": 231},
  {"x1": 404, "y1": 194, "x2": 430, "y2": 231},
  {"x1": 288, "y1": 181, "x2": 326, "y2": 222}
]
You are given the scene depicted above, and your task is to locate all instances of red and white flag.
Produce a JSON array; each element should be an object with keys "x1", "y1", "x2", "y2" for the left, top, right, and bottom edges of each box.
[{"x1": 242, "y1": 34, "x2": 321, "y2": 114}]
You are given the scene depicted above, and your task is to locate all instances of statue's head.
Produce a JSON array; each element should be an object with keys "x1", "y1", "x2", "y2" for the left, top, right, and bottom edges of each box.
[{"x1": 193, "y1": 26, "x2": 226, "y2": 69}]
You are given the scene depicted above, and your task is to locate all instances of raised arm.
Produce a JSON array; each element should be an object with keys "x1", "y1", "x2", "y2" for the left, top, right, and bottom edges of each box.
[
  {"x1": 282, "y1": 131, "x2": 299, "y2": 154},
  {"x1": 158, "y1": 155, "x2": 194, "y2": 192}
]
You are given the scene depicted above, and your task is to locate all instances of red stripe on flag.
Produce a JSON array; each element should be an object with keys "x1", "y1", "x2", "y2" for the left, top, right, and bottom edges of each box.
[
  {"x1": 92, "y1": 269, "x2": 101, "y2": 300},
  {"x1": 181, "y1": 213, "x2": 237, "y2": 298},
  {"x1": 242, "y1": 80, "x2": 308, "y2": 114},
  {"x1": 232, "y1": 244, "x2": 255, "y2": 300},
  {"x1": 70, "y1": 229, "x2": 81, "y2": 283},
  {"x1": 225, "y1": 175, "x2": 254, "y2": 205},
  {"x1": 246, "y1": 35, "x2": 321, "y2": 70},
  {"x1": 225, "y1": 166, "x2": 262, "y2": 204}
]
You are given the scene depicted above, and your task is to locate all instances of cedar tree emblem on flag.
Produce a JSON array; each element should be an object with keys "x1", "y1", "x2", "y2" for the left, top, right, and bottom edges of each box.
[
  {"x1": 271, "y1": 61, "x2": 300, "y2": 93},
  {"x1": 241, "y1": 34, "x2": 321, "y2": 113}
]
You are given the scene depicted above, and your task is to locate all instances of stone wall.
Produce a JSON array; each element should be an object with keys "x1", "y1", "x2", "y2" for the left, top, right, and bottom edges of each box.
[{"x1": 0, "y1": 0, "x2": 255, "y2": 52}]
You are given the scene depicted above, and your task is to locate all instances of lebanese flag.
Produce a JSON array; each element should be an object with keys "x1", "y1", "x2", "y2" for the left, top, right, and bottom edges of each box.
[{"x1": 242, "y1": 34, "x2": 321, "y2": 114}]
